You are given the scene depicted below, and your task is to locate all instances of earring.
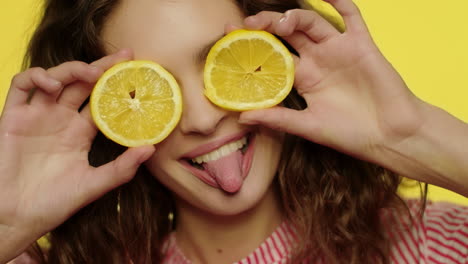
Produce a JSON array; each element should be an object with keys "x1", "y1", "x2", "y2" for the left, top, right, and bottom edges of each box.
[
  {"x1": 117, "y1": 190, "x2": 121, "y2": 214},
  {"x1": 168, "y1": 211, "x2": 174, "y2": 229}
]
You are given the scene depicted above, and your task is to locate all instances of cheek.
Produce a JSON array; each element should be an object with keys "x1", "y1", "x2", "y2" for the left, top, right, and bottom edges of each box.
[
  {"x1": 144, "y1": 154, "x2": 166, "y2": 181},
  {"x1": 143, "y1": 137, "x2": 195, "y2": 195},
  {"x1": 247, "y1": 128, "x2": 284, "y2": 184},
  {"x1": 259, "y1": 127, "x2": 285, "y2": 158},
  {"x1": 144, "y1": 140, "x2": 175, "y2": 182},
  {"x1": 260, "y1": 129, "x2": 284, "y2": 179},
  {"x1": 144, "y1": 153, "x2": 191, "y2": 199}
]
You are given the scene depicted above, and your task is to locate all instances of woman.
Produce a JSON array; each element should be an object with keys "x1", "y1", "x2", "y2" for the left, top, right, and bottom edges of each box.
[{"x1": 1, "y1": 0, "x2": 467, "y2": 263}]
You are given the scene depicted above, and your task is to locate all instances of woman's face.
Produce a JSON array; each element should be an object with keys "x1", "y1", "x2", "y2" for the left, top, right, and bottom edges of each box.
[{"x1": 102, "y1": 0, "x2": 283, "y2": 215}]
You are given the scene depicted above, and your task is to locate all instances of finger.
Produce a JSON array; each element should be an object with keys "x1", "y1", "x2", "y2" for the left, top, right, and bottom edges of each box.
[
  {"x1": 90, "y1": 48, "x2": 134, "y2": 69},
  {"x1": 47, "y1": 61, "x2": 102, "y2": 87},
  {"x1": 45, "y1": 61, "x2": 101, "y2": 108},
  {"x1": 56, "y1": 82, "x2": 95, "y2": 110},
  {"x1": 245, "y1": 9, "x2": 339, "y2": 43},
  {"x1": 239, "y1": 106, "x2": 315, "y2": 139},
  {"x1": 281, "y1": 31, "x2": 317, "y2": 57},
  {"x1": 324, "y1": 0, "x2": 366, "y2": 32},
  {"x1": 277, "y1": 9, "x2": 340, "y2": 43},
  {"x1": 32, "y1": 62, "x2": 100, "y2": 106},
  {"x1": 57, "y1": 49, "x2": 134, "y2": 109},
  {"x1": 224, "y1": 21, "x2": 300, "y2": 67},
  {"x1": 4, "y1": 68, "x2": 62, "y2": 109},
  {"x1": 79, "y1": 104, "x2": 95, "y2": 128},
  {"x1": 80, "y1": 145, "x2": 155, "y2": 206},
  {"x1": 244, "y1": 11, "x2": 315, "y2": 55}
]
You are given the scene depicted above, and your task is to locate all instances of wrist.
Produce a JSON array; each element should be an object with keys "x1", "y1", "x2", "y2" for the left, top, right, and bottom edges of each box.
[{"x1": 377, "y1": 101, "x2": 468, "y2": 196}]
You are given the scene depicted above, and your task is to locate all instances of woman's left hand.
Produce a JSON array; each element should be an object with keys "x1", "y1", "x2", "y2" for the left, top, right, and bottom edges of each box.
[
  {"x1": 238, "y1": 0, "x2": 468, "y2": 196},
  {"x1": 239, "y1": 1, "x2": 425, "y2": 171}
]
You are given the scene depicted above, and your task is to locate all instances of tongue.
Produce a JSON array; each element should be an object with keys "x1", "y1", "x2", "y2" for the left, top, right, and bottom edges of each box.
[{"x1": 202, "y1": 150, "x2": 243, "y2": 193}]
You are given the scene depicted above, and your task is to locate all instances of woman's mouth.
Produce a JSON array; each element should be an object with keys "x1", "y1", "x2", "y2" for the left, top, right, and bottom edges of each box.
[
  {"x1": 180, "y1": 133, "x2": 255, "y2": 193},
  {"x1": 188, "y1": 136, "x2": 249, "y2": 168}
]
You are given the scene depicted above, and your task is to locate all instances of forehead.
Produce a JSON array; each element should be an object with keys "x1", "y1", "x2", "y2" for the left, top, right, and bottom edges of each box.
[{"x1": 102, "y1": 0, "x2": 244, "y2": 67}]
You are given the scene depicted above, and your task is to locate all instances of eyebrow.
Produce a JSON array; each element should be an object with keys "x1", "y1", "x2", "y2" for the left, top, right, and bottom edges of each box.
[{"x1": 194, "y1": 35, "x2": 224, "y2": 65}]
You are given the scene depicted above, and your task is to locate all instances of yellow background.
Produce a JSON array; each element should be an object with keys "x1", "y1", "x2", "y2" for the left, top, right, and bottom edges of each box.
[{"x1": 0, "y1": 0, "x2": 467, "y2": 205}]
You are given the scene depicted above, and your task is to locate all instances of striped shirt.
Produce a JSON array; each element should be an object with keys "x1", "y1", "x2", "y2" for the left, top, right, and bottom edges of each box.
[
  {"x1": 8, "y1": 201, "x2": 468, "y2": 264},
  {"x1": 387, "y1": 200, "x2": 468, "y2": 264},
  {"x1": 162, "y1": 200, "x2": 468, "y2": 264}
]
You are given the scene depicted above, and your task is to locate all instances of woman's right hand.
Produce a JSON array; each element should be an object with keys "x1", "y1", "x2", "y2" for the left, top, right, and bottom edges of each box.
[{"x1": 0, "y1": 50, "x2": 155, "y2": 262}]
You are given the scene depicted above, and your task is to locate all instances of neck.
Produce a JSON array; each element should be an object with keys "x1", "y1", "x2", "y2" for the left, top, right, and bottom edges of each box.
[{"x1": 174, "y1": 186, "x2": 284, "y2": 264}]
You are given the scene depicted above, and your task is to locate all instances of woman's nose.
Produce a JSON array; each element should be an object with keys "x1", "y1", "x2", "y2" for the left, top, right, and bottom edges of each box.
[{"x1": 178, "y1": 81, "x2": 227, "y2": 136}]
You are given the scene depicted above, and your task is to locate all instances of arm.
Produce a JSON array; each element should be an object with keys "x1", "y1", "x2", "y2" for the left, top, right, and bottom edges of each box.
[{"x1": 379, "y1": 102, "x2": 468, "y2": 197}]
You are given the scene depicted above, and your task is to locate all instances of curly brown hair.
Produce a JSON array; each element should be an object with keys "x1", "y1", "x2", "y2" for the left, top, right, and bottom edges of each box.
[{"x1": 24, "y1": 0, "x2": 426, "y2": 263}]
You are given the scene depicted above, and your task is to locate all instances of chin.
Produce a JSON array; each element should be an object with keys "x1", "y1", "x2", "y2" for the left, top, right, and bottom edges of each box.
[{"x1": 189, "y1": 172, "x2": 278, "y2": 216}]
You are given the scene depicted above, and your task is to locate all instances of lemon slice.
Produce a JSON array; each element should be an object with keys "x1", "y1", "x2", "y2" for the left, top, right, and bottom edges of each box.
[
  {"x1": 90, "y1": 61, "x2": 182, "y2": 147},
  {"x1": 204, "y1": 29, "x2": 295, "y2": 111}
]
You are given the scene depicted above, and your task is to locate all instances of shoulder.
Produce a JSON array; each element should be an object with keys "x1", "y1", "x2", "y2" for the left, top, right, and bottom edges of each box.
[{"x1": 386, "y1": 199, "x2": 468, "y2": 263}]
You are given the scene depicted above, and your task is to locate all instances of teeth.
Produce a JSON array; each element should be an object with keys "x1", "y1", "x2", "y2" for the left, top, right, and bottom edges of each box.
[{"x1": 191, "y1": 137, "x2": 247, "y2": 164}]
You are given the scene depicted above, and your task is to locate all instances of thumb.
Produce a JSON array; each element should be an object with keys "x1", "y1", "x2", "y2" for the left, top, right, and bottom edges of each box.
[
  {"x1": 239, "y1": 106, "x2": 315, "y2": 139},
  {"x1": 81, "y1": 145, "x2": 156, "y2": 204}
]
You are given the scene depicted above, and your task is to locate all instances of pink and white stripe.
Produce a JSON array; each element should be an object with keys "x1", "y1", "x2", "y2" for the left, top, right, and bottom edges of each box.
[
  {"x1": 162, "y1": 200, "x2": 468, "y2": 264},
  {"x1": 388, "y1": 200, "x2": 468, "y2": 264}
]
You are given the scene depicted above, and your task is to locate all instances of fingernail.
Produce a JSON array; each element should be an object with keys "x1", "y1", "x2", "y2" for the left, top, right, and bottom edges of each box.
[
  {"x1": 89, "y1": 65, "x2": 101, "y2": 73},
  {"x1": 50, "y1": 79, "x2": 62, "y2": 88},
  {"x1": 279, "y1": 15, "x2": 287, "y2": 23}
]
